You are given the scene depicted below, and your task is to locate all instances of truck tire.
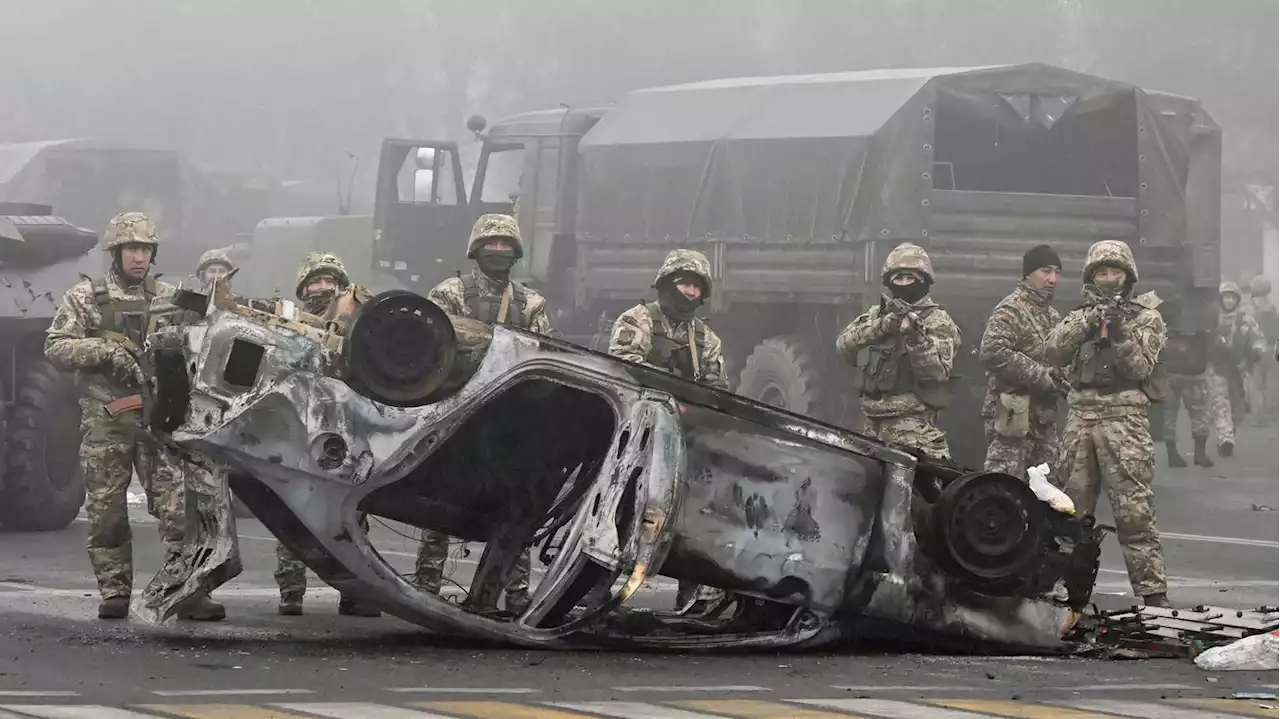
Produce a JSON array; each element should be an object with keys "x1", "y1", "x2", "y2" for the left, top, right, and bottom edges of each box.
[
  {"x1": 0, "y1": 360, "x2": 85, "y2": 532},
  {"x1": 737, "y1": 335, "x2": 823, "y2": 418}
]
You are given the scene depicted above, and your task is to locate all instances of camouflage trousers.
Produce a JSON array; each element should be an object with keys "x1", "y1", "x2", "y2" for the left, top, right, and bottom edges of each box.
[
  {"x1": 80, "y1": 398, "x2": 185, "y2": 600},
  {"x1": 982, "y1": 416, "x2": 1060, "y2": 479},
  {"x1": 275, "y1": 514, "x2": 371, "y2": 597},
  {"x1": 1250, "y1": 357, "x2": 1277, "y2": 421},
  {"x1": 1055, "y1": 409, "x2": 1166, "y2": 597},
  {"x1": 1208, "y1": 368, "x2": 1246, "y2": 447},
  {"x1": 1162, "y1": 372, "x2": 1213, "y2": 439},
  {"x1": 858, "y1": 410, "x2": 950, "y2": 461},
  {"x1": 414, "y1": 530, "x2": 530, "y2": 601}
]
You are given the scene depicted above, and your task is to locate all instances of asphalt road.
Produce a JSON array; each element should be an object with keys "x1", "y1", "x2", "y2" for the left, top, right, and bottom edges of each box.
[{"x1": 0, "y1": 424, "x2": 1275, "y2": 718}]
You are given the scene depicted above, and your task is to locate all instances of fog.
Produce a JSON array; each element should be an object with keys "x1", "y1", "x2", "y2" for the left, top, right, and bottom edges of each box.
[{"x1": 1, "y1": 0, "x2": 1274, "y2": 213}]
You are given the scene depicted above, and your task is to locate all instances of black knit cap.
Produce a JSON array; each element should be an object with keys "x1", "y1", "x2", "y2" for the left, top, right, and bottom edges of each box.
[{"x1": 1023, "y1": 244, "x2": 1062, "y2": 277}]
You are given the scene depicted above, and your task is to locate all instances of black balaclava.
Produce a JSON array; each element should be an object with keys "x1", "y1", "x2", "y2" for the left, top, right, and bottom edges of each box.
[
  {"x1": 476, "y1": 247, "x2": 517, "y2": 280},
  {"x1": 887, "y1": 272, "x2": 929, "y2": 304},
  {"x1": 657, "y1": 274, "x2": 704, "y2": 323}
]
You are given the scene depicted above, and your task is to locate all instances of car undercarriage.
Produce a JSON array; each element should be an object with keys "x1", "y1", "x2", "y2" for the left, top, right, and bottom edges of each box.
[{"x1": 133, "y1": 284, "x2": 1104, "y2": 652}]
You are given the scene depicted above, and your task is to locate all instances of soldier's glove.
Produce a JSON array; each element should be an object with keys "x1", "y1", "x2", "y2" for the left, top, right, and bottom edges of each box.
[
  {"x1": 1051, "y1": 372, "x2": 1072, "y2": 397},
  {"x1": 878, "y1": 312, "x2": 901, "y2": 336},
  {"x1": 106, "y1": 344, "x2": 143, "y2": 386}
]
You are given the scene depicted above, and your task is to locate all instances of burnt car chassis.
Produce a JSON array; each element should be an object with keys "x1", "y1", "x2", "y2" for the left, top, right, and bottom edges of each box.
[{"x1": 134, "y1": 287, "x2": 1103, "y2": 651}]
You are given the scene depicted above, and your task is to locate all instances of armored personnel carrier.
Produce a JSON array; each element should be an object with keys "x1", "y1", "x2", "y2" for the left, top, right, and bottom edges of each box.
[{"x1": 0, "y1": 203, "x2": 96, "y2": 530}]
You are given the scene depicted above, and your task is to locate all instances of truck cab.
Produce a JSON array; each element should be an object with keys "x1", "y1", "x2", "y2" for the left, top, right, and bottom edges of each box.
[{"x1": 372, "y1": 108, "x2": 606, "y2": 295}]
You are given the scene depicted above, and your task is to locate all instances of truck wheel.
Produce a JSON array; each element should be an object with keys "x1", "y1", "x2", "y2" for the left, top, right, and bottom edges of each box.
[
  {"x1": 0, "y1": 361, "x2": 85, "y2": 532},
  {"x1": 737, "y1": 335, "x2": 823, "y2": 417}
]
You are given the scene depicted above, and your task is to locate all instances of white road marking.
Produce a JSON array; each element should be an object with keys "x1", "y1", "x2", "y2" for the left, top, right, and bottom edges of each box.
[
  {"x1": 277, "y1": 703, "x2": 460, "y2": 719},
  {"x1": 384, "y1": 687, "x2": 541, "y2": 694},
  {"x1": 830, "y1": 685, "x2": 984, "y2": 692},
  {"x1": 150, "y1": 689, "x2": 315, "y2": 697},
  {"x1": 609, "y1": 686, "x2": 770, "y2": 693},
  {"x1": 1041, "y1": 684, "x2": 1194, "y2": 691},
  {"x1": 554, "y1": 702, "x2": 727, "y2": 719},
  {"x1": 1065, "y1": 698, "x2": 1255, "y2": 719},
  {"x1": 0, "y1": 693, "x2": 80, "y2": 698},
  {"x1": 1, "y1": 707, "x2": 157, "y2": 719},
  {"x1": 797, "y1": 698, "x2": 996, "y2": 717},
  {"x1": 1161, "y1": 531, "x2": 1279, "y2": 548}
]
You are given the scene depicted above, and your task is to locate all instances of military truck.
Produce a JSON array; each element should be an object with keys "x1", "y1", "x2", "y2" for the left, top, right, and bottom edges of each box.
[
  {"x1": 0, "y1": 203, "x2": 95, "y2": 530},
  {"x1": 373, "y1": 63, "x2": 1222, "y2": 467}
]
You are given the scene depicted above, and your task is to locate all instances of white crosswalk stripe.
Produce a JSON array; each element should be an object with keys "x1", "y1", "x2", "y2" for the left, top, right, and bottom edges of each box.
[{"x1": 0, "y1": 697, "x2": 1273, "y2": 719}]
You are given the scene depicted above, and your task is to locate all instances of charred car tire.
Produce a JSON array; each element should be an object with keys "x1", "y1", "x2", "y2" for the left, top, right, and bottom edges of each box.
[
  {"x1": 932, "y1": 471, "x2": 1046, "y2": 588},
  {"x1": 737, "y1": 335, "x2": 823, "y2": 418},
  {"x1": 0, "y1": 360, "x2": 85, "y2": 532}
]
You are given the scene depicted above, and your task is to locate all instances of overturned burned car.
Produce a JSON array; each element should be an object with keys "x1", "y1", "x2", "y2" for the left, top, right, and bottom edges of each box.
[{"x1": 136, "y1": 284, "x2": 1103, "y2": 651}]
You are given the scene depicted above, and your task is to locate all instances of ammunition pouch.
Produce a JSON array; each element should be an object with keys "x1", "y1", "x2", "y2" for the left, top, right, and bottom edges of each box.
[
  {"x1": 994, "y1": 392, "x2": 1031, "y2": 438},
  {"x1": 853, "y1": 343, "x2": 958, "y2": 409}
]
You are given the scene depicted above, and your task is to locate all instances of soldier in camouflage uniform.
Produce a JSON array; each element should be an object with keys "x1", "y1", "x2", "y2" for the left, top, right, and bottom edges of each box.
[
  {"x1": 837, "y1": 243, "x2": 962, "y2": 461},
  {"x1": 44, "y1": 213, "x2": 225, "y2": 621},
  {"x1": 275, "y1": 252, "x2": 382, "y2": 618},
  {"x1": 196, "y1": 249, "x2": 233, "y2": 286},
  {"x1": 414, "y1": 214, "x2": 553, "y2": 612},
  {"x1": 1046, "y1": 240, "x2": 1169, "y2": 607},
  {"x1": 1160, "y1": 301, "x2": 1216, "y2": 468},
  {"x1": 1244, "y1": 275, "x2": 1278, "y2": 424},
  {"x1": 1208, "y1": 281, "x2": 1268, "y2": 456},
  {"x1": 609, "y1": 249, "x2": 729, "y2": 612},
  {"x1": 979, "y1": 244, "x2": 1065, "y2": 478}
]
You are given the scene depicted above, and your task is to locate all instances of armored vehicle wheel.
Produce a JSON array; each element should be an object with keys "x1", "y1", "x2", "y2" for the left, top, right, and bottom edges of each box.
[
  {"x1": 0, "y1": 360, "x2": 85, "y2": 532},
  {"x1": 737, "y1": 335, "x2": 823, "y2": 417}
]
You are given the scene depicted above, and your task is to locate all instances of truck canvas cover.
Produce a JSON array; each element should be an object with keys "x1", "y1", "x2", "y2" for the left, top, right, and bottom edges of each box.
[{"x1": 578, "y1": 63, "x2": 1218, "y2": 292}]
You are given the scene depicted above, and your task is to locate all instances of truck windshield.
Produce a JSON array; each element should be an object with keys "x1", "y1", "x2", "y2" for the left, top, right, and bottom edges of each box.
[{"x1": 478, "y1": 143, "x2": 525, "y2": 204}]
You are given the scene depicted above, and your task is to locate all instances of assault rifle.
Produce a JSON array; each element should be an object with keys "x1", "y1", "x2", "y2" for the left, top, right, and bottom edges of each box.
[{"x1": 881, "y1": 294, "x2": 933, "y2": 346}]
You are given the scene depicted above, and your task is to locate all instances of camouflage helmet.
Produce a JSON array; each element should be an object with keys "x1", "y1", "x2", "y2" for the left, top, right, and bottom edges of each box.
[
  {"x1": 466, "y1": 213, "x2": 524, "y2": 260},
  {"x1": 1082, "y1": 239, "x2": 1138, "y2": 285},
  {"x1": 102, "y1": 212, "x2": 160, "y2": 252},
  {"x1": 881, "y1": 242, "x2": 934, "y2": 284},
  {"x1": 1249, "y1": 274, "x2": 1272, "y2": 297},
  {"x1": 197, "y1": 248, "x2": 232, "y2": 273},
  {"x1": 294, "y1": 251, "x2": 350, "y2": 301},
  {"x1": 653, "y1": 249, "x2": 713, "y2": 297},
  {"x1": 1219, "y1": 281, "x2": 1242, "y2": 300}
]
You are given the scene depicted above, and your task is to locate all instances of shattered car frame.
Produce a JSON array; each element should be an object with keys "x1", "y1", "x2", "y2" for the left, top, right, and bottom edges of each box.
[{"x1": 137, "y1": 286, "x2": 1103, "y2": 651}]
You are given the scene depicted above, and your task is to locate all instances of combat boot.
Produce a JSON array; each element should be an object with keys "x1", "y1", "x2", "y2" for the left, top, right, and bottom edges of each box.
[
  {"x1": 1192, "y1": 436, "x2": 1214, "y2": 467},
  {"x1": 278, "y1": 592, "x2": 303, "y2": 616},
  {"x1": 175, "y1": 594, "x2": 226, "y2": 621},
  {"x1": 1142, "y1": 592, "x2": 1171, "y2": 608},
  {"x1": 1218, "y1": 438, "x2": 1235, "y2": 457},
  {"x1": 338, "y1": 595, "x2": 382, "y2": 617},
  {"x1": 98, "y1": 597, "x2": 130, "y2": 619},
  {"x1": 1164, "y1": 440, "x2": 1187, "y2": 467}
]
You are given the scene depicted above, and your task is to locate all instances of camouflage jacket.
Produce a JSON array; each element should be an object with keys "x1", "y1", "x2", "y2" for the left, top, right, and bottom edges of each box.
[
  {"x1": 608, "y1": 303, "x2": 729, "y2": 390},
  {"x1": 1218, "y1": 306, "x2": 1268, "y2": 367},
  {"x1": 45, "y1": 270, "x2": 175, "y2": 404},
  {"x1": 1046, "y1": 291, "x2": 1166, "y2": 415},
  {"x1": 428, "y1": 270, "x2": 553, "y2": 335},
  {"x1": 1245, "y1": 294, "x2": 1279, "y2": 345},
  {"x1": 836, "y1": 295, "x2": 961, "y2": 418},
  {"x1": 979, "y1": 281, "x2": 1062, "y2": 421}
]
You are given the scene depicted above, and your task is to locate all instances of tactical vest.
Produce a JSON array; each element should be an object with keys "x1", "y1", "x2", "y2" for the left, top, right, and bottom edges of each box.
[
  {"x1": 850, "y1": 305, "x2": 956, "y2": 409},
  {"x1": 1067, "y1": 302, "x2": 1167, "y2": 401},
  {"x1": 643, "y1": 302, "x2": 708, "y2": 382},
  {"x1": 1258, "y1": 304, "x2": 1279, "y2": 344},
  {"x1": 91, "y1": 275, "x2": 157, "y2": 347},
  {"x1": 460, "y1": 273, "x2": 529, "y2": 328}
]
